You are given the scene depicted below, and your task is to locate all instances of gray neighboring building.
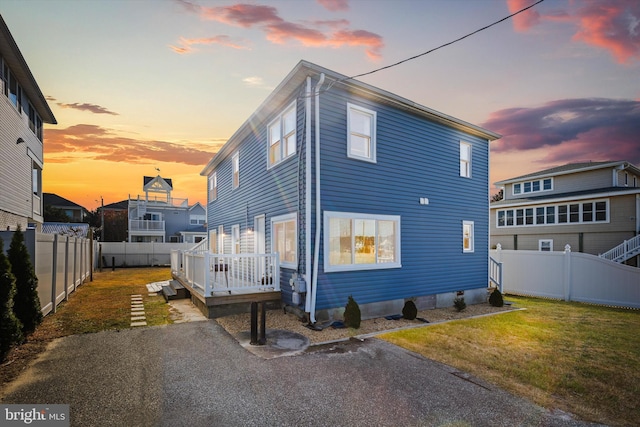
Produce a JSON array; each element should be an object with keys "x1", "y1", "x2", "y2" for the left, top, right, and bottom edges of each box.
[
  {"x1": 1, "y1": 15, "x2": 57, "y2": 231},
  {"x1": 491, "y1": 161, "x2": 640, "y2": 265},
  {"x1": 128, "y1": 175, "x2": 206, "y2": 243}
]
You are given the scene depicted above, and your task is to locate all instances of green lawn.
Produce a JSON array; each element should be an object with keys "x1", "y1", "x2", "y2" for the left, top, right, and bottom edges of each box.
[{"x1": 379, "y1": 296, "x2": 640, "y2": 427}]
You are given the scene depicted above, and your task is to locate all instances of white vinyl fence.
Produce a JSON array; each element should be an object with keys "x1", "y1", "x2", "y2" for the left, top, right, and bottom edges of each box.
[
  {"x1": 491, "y1": 244, "x2": 640, "y2": 309},
  {"x1": 98, "y1": 242, "x2": 194, "y2": 268},
  {"x1": 1, "y1": 230, "x2": 93, "y2": 317}
]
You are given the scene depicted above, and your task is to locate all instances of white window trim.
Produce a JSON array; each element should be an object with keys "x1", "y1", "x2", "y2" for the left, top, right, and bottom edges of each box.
[
  {"x1": 323, "y1": 211, "x2": 401, "y2": 272},
  {"x1": 232, "y1": 152, "x2": 240, "y2": 189},
  {"x1": 496, "y1": 199, "x2": 609, "y2": 228},
  {"x1": 231, "y1": 224, "x2": 240, "y2": 254},
  {"x1": 209, "y1": 229, "x2": 217, "y2": 253},
  {"x1": 512, "y1": 178, "x2": 553, "y2": 196},
  {"x1": 218, "y1": 225, "x2": 224, "y2": 254},
  {"x1": 460, "y1": 141, "x2": 472, "y2": 178},
  {"x1": 271, "y1": 213, "x2": 298, "y2": 269},
  {"x1": 539, "y1": 239, "x2": 553, "y2": 252},
  {"x1": 347, "y1": 103, "x2": 377, "y2": 163},
  {"x1": 463, "y1": 220, "x2": 474, "y2": 253},
  {"x1": 267, "y1": 101, "x2": 297, "y2": 169}
]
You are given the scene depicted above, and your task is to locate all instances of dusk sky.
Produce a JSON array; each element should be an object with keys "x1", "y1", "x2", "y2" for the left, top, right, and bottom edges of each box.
[{"x1": 2, "y1": 0, "x2": 639, "y2": 210}]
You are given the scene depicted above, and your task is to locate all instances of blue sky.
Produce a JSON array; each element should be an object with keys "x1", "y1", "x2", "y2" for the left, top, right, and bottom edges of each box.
[{"x1": 2, "y1": 0, "x2": 638, "y2": 209}]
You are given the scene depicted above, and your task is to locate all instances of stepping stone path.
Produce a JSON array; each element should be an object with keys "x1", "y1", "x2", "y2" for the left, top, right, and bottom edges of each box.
[{"x1": 130, "y1": 294, "x2": 147, "y2": 327}]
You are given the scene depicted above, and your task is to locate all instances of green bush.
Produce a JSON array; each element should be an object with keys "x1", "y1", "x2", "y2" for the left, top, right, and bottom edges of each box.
[
  {"x1": 343, "y1": 295, "x2": 361, "y2": 329},
  {"x1": 453, "y1": 296, "x2": 466, "y2": 312},
  {"x1": 402, "y1": 300, "x2": 417, "y2": 320},
  {"x1": 0, "y1": 237, "x2": 23, "y2": 361},
  {"x1": 8, "y1": 227, "x2": 42, "y2": 335},
  {"x1": 489, "y1": 288, "x2": 504, "y2": 307}
]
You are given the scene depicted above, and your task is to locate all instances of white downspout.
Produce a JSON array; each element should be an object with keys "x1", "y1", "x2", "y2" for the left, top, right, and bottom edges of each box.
[
  {"x1": 304, "y1": 77, "x2": 312, "y2": 314},
  {"x1": 310, "y1": 73, "x2": 325, "y2": 324}
]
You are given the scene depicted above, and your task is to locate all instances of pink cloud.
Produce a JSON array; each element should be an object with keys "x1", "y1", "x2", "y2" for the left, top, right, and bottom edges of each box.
[
  {"x1": 317, "y1": 0, "x2": 349, "y2": 12},
  {"x1": 170, "y1": 35, "x2": 251, "y2": 54},
  {"x1": 506, "y1": 0, "x2": 640, "y2": 64},
  {"x1": 174, "y1": 0, "x2": 383, "y2": 60},
  {"x1": 57, "y1": 102, "x2": 118, "y2": 115},
  {"x1": 483, "y1": 98, "x2": 640, "y2": 165}
]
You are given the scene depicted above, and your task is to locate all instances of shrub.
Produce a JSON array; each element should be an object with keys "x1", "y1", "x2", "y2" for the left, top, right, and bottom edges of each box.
[
  {"x1": 0, "y1": 237, "x2": 23, "y2": 361},
  {"x1": 8, "y1": 227, "x2": 42, "y2": 335},
  {"x1": 402, "y1": 300, "x2": 418, "y2": 320},
  {"x1": 489, "y1": 288, "x2": 504, "y2": 307},
  {"x1": 453, "y1": 297, "x2": 466, "y2": 312},
  {"x1": 343, "y1": 295, "x2": 361, "y2": 329}
]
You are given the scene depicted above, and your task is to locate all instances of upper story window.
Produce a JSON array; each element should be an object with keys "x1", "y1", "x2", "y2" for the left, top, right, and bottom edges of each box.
[
  {"x1": 209, "y1": 172, "x2": 217, "y2": 201},
  {"x1": 347, "y1": 103, "x2": 376, "y2": 163},
  {"x1": 513, "y1": 178, "x2": 552, "y2": 195},
  {"x1": 232, "y1": 152, "x2": 239, "y2": 189},
  {"x1": 324, "y1": 211, "x2": 401, "y2": 272},
  {"x1": 2, "y1": 58, "x2": 22, "y2": 112},
  {"x1": 268, "y1": 102, "x2": 296, "y2": 168},
  {"x1": 28, "y1": 103, "x2": 43, "y2": 142},
  {"x1": 460, "y1": 142, "x2": 471, "y2": 178}
]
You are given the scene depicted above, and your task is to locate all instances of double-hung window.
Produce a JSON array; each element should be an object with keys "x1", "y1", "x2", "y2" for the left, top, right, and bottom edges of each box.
[
  {"x1": 347, "y1": 103, "x2": 376, "y2": 163},
  {"x1": 268, "y1": 102, "x2": 296, "y2": 167},
  {"x1": 271, "y1": 213, "x2": 297, "y2": 269},
  {"x1": 324, "y1": 212, "x2": 400, "y2": 272},
  {"x1": 232, "y1": 153, "x2": 239, "y2": 189},
  {"x1": 460, "y1": 142, "x2": 471, "y2": 178},
  {"x1": 211, "y1": 172, "x2": 217, "y2": 200},
  {"x1": 463, "y1": 221, "x2": 474, "y2": 252}
]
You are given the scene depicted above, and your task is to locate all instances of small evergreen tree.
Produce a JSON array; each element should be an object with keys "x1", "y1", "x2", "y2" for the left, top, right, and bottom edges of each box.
[
  {"x1": 343, "y1": 295, "x2": 361, "y2": 329},
  {"x1": 453, "y1": 297, "x2": 466, "y2": 312},
  {"x1": 8, "y1": 227, "x2": 42, "y2": 335},
  {"x1": 0, "y1": 237, "x2": 23, "y2": 361},
  {"x1": 489, "y1": 288, "x2": 504, "y2": 307}
]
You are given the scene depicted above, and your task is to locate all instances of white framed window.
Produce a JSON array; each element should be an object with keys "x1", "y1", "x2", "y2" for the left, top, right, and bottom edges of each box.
[
  {"x1": 271, "y1": 213, "x2": 297, "y2": 269},
  {"x1": 512, "y1": 178, "x2": 552, "y2": 195},
  {"x1": 539, "y1": 239, "x2": 553, "y2": 252},
  {"x1": 463, "y1": 221, "x2": 474, "y2": 253},
  {"x1": 209, "y1": 229, "x2": 218, "y2": 253},
  {"x1": 324, "y1": 212, "x2": 401, "y2": 272},
  {"x1": 497, "y1": 199, "x2": 609, "y2": 227},
  {"x1": 209, "y1": 172, "x2": 217, "y2": 201},
  {"x1": 460, "y1": 142, "x2": 471, "y2": 178},
  {"x1": 347, "y1": 103, "x2": 376, "y2": 163},
  {"x1": 218, "y1": 225, "x2": 224, "y2": 254},
  {"x1": 268, "y1": 102, "x2": 296, "y2": 168},
  {"x1": 232, "y1": 152, "x2": 239, "y2": 189},
  {"x1": 231, "y1": 224, "x2": 240, "y2": 254}
]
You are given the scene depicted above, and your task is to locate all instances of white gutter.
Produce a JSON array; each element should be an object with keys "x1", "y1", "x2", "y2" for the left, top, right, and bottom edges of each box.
[
  {"x1": 304, "y1": 77, "x2": 312, "y2": 314},
  {"x1": 310, "y1": 73, "x2": 325, "y2": 324}
]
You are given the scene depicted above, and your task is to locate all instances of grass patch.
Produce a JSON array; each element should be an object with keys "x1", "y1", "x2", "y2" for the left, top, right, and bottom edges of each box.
[
  {"x1": 379, "y1": 296, "x2": 640, "y2": 427},
  {"x1": 1, "y1": 268, "x2": 173, "y2": 389}
]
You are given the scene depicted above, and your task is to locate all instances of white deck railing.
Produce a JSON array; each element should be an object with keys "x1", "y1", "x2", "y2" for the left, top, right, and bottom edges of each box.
[
  {"x1": 489, "y1": 256, "x2": 503, "y2": 292},
  {"x1": 172, "y1": 250, "x2": 280, "y2": 296},
  {"x1": 129, "y1": 219, "x2": 165, "y2": 232},
  {"x1": 600, "y1": 234, "x2": 640, "y2": 263}
]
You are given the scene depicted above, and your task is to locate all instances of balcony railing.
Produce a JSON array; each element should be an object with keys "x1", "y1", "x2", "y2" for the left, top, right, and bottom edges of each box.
[
  {"x1": 172, "y1": 251, "x2": 280, "y2": 296},
  {"x1": 129, "y1": 219, "x2": 165, "y2": 232},
  {"x1": 129, "y1": 196, "x2": 189, "y2": 208}
]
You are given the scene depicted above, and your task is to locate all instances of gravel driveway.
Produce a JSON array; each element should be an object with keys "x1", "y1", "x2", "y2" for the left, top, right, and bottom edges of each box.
[{"x1": 0, "y1": 321, "x2": 602, "y2": 427}]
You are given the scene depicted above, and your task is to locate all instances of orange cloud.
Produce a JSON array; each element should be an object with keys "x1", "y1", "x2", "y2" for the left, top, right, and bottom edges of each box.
[
  {"x1": 175, "y1": 0, "x2": 383, "y2": 60},
  {"x1": 506, "y1": 0, "x2": 640, "y2": 64},
  {"x1": 44, "y1": 124, "x2": 224, "y2": 167},
  {"x1": 170, "y1": 35, "x2": 251, "y2": 54},
  {"x1": 317, "y1": 0, "x2": 349, "y2": 12}
]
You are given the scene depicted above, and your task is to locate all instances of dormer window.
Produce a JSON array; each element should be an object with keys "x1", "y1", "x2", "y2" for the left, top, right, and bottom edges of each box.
[{"x1": 513, "y1": 178, "x2": 552, "y2": 195}]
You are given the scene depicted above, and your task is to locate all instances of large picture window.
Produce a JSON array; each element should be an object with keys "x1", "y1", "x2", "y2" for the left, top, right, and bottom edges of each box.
[
  {"x1": 324, "y1": 212, "x2": 400, "y2": 272},
  {"x1": 347, "y1": 103, "x2": 376, "y2": 163},
  {"x1": 268, "y1": 102, "x2": 296, "y2": 168},
  {"x1": 271, "y1": 213, "x2": 297, "y2": 269}
]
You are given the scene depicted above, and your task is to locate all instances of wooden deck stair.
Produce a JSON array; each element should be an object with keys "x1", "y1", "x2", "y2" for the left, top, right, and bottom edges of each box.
[{"x1": 162, "y1": 280, "x2": 190, "y2": 302}]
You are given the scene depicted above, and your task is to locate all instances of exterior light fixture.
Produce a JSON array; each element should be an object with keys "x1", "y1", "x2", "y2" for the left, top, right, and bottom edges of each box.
[{"x1": 16, "y1": 137, "x2": 25, "y2": 144}]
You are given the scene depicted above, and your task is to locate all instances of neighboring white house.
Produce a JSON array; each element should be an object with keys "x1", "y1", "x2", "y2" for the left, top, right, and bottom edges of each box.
[
  {"x1": 0, "y1": 15, "x2": 57, "y2": 231},
  {"x1": 128, "y1": 175, "x2": 206, "y2": 243},
  {"x1": 491, "y1": 161, "x2": 640, "y2": 266}
]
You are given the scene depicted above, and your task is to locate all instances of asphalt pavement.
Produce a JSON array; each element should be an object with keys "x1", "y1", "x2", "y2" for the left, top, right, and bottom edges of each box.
[{"x1": 0, "y1": 321, "x2": 604, "y2": 427}]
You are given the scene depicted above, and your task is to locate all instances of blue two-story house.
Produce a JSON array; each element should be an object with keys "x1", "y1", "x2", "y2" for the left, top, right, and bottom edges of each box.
[{"x1": 200, "y1": 61, "x2": 500, "y2": 322}]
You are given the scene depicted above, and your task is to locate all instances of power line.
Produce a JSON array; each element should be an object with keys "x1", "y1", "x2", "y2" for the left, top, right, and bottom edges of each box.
[{"x1": 328, "y1": 0, "x2": 544, "y2": 88}]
